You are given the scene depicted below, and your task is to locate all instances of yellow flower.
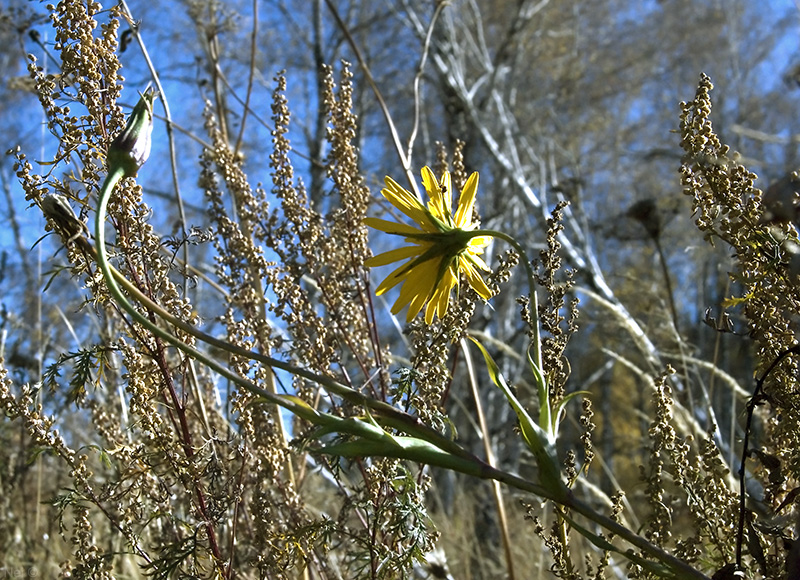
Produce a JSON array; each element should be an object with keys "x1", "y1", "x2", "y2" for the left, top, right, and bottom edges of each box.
[{"x1": 364, "y1": 166, "x2": 493, "y2": 323}]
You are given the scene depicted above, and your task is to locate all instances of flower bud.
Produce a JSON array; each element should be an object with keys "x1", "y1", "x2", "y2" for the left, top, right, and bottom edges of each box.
[
  {"x1": 40, "y1": 193, "x2": 88, "y2": 243},
  {"x1": 107, "y1": 88, "x2": 157, "y2": 178}
]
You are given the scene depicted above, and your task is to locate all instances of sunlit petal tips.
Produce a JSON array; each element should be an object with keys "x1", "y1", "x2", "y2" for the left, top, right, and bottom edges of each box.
[
  {"x1": 460, "y1": 257, "x2": 493, "y2": 300},
  {"x1": 422, "y1": 166, "x2": 453, "y2": 225},
  {"x1": 381, "y1": 176, "x2": 436, "y2": 230},
  {"x1": 364, "y1": 166, "x2": 494, "y2": 323}
]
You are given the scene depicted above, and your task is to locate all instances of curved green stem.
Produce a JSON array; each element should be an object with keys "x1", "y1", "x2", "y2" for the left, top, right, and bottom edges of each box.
[
  {"x1": 96, "y1": 170, "x2": 241, "y2": 385},
  {"x1": 93, "y1": 169, "x2": 483, "y2": 461},
  {"x1": 94, "y1": 167, "x2": 327, "y2": 424},
  {"x1": 473, "y1": 228, "x2": 542, "y2": 368}
]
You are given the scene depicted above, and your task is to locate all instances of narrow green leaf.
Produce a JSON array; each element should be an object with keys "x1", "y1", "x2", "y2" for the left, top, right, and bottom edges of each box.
[
  {"x1": 552, "y1": 390, "x2": 591, "y2": 433},
  {"x1": 469, "y1": 337, "x2": 548, "y2": 449},
  {"x1": 314, "y1": 435, "x2": 484, "y2": 477},
  {"x1": 468, "y1": 337, "x2": 566, "y2": 498},
  {"x1": 527, "y1": 345, "x2": 552, "y2": 438}
]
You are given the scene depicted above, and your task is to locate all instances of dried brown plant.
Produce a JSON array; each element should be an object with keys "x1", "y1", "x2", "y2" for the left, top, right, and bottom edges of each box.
[{"x1": 3, "y1": 2, "x2": 800, "y2": 579}]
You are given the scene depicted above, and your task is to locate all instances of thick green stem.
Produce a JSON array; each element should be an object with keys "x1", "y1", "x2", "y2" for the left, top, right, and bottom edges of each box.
[{"x1": 95, "y1": 168, "x2": 293, "y2": 411}]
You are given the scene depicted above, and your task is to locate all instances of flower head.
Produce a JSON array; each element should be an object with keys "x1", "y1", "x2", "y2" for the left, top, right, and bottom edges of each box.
[{"x1": 365, "y1": 166, "x2": 493, "y2": 323}]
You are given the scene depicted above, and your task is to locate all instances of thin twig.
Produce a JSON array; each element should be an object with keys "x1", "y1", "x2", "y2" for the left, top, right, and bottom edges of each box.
[
  {"x1": 406, "y1": 2, "x2": 447, "y2": 163},
  {"x1": 118, "y1": 2, "x2": 189, "y2": 296},
  {"x1": 324, "y1": 0, "x2": 420, "y2": 198},
  {"x1": 736, "y1": 344, "x2": 800, "y2": 570},
  {"x1": 234, "y1": 0, "x2": 258, "y2": 154},
  {"x1": 460, "y1": 338, "x2": 516, "y2": 580}
]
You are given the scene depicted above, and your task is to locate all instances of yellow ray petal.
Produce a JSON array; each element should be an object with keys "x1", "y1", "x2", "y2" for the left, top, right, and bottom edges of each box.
[
  {"x1": 454, "y1": 172, "x2": 479, "y2": 227},
  {"x1": 465, "y1": 251, "x2": 490, "y2": 272},
  {"x1": 363, "y1": 217, "x2": 423, "y2": 237},
  {"x1": 420, "y1": 166, "x2": 442, "y2": 216},
  {"x1": 467, "y1": 235, "x2": 492, "y2": 249},
  {"x1": 460, "y1": 257, "x2": 493, "y2": 299},
  {"x1": 421, "y1": 166, "x2": 453, "y2": 225},
  {"x1": 382, "y1": 177, "x2": 435, "y2": 229},
  {"x1": 395, "y1": 258, "x2": 439, "y2": 321},
  {"x1": 375, "y1": 261, "x2": 413, "y2": 295},
  {"x1": 426, "y1": 265, "x2": 458, "y2": 324},
  {"x1": 440, "y1": 171, "x2": 453, "y2": 217},
  {"x1": 365, "y1": 245, "x2": 424, "y2": 268}
]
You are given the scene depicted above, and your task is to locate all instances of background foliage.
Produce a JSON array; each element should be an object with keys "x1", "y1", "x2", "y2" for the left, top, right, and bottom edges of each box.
[{"x1": 1, "y1": 0, "x2": 800, "y2": 578}]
